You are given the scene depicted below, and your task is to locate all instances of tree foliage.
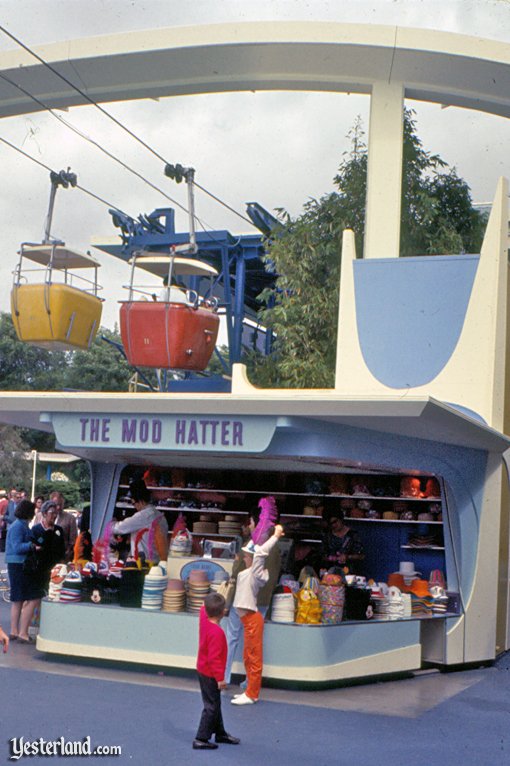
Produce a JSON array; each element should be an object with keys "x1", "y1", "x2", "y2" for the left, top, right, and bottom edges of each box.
[
  {"x1": 249, "y1": 110, "x2": 486, "y2": 388},
  {"x1": 0, "y1": 425, "x2": 31, "y2": 490}
]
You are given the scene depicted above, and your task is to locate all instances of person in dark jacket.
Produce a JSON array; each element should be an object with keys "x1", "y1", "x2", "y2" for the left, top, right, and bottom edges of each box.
[{"x1": 31, "y1": 499, "x2": 65, "y2": 594}]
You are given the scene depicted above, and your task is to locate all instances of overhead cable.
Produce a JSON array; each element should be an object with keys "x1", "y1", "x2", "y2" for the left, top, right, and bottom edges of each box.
[
  {"x1": 0, "y1": 24, "x2": 255, "y2": 227},
  {"x1": 0, "y1": 70, "x2": 189, "y2": 215},
  {"x1": 0, "y1": 134, "x2": 130, "y2": 215}
]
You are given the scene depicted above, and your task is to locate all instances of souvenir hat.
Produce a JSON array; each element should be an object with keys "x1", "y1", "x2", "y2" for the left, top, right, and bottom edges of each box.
[
  {"x1": 398, "y1": 561, "x2": 420, "y2": 577},
  {"x1": 241, "y1": 540, "x2": 256, "y2": 555}
]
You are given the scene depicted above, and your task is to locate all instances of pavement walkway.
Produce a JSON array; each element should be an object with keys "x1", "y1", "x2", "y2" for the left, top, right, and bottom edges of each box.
[{"x1": 1, "y1": 553, "x2": 509, "y2": 765}]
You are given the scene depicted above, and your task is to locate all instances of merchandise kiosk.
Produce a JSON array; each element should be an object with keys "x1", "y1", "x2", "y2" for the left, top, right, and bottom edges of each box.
[{"x1": 0, "y1": 180, "x2": 508, "y2": 685}]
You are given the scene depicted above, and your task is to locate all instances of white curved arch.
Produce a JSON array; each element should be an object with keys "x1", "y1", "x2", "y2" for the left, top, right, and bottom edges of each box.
[{"x1": 0, "y1": 22, "x2": 509, "y2": 118}]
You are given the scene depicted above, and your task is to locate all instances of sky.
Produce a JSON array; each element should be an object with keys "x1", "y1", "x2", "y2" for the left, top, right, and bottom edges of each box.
[{"x1": 0, "y1": 0, "x2": 508, "y2": 329}]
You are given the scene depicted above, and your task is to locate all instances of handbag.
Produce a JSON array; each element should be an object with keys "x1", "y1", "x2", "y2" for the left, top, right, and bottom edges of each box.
[{"x1": 23, "y1": 548, "x2": 41, "y2": 576}]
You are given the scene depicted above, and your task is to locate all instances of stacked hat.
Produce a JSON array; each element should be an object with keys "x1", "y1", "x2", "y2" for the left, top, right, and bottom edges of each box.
[
  {"x1": 370, "y1": 582, "x2": 390, "y2": 618},
  {"x1": 141, "y1": 564, "x2": 168, "y2": 610},
  {"x1": 186, "y1": 570, "x2": 210, "y2": 613},
  {"x1": 218, "y1": 516, "x2": 243, "y2": 536},
  {"x1": 193, "y1": 519, "x2": 218, "y2": 534},
  {"x1": 48, "y1": 563, "x2": 69, "y2": 601},
  {"x1": 270, "y1": 592, "x2": 295, "y2": 623},
  {"x1": 384, "y1": 586, "x2": 412, "y2": 619},
  {"x1": 162, "y1": 579, "x2": 186, "y2": 613},
  {"x1": 318, "y1": 573, "x2": 345, "y2": 624},
  {"x1": 429, "y1": 585, "x2": 449, "y2": 614},
  {"x1": 170, "y1": 529, "x2": 192, "y2": 557},
  {"x1": 59, "y1": 570, "x2": 83, "y2": 603}
]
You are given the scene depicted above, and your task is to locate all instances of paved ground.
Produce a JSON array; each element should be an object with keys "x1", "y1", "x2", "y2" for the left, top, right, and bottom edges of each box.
[{"x1": 1, "y1": 553, "x2": 509, "y2": 765}]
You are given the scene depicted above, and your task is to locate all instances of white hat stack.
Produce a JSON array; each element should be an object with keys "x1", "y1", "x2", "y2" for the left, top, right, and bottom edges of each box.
[
  {"x1": 270, "y1": 593, "x2": 295, "y2": 623},
  {"x1": 141, "y1": 564, "x2": 168, "y2": 610}
]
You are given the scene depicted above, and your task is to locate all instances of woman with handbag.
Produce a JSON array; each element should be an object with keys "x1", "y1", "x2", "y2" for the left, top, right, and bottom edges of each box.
[
  {"x1": 5, "y1": 500, "x2": 41, "y2": 643},
  {"x1": 31, "y1": 500, "x2": 66, "y2": 594}
]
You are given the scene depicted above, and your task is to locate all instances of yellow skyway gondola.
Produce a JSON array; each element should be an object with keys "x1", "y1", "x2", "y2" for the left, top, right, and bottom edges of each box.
[{"x1": 11, "y1": 243, "x2": 103, "y2": 351}]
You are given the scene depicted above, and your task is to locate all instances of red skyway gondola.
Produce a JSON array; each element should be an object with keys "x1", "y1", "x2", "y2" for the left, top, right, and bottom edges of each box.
[{"x1": 119, "y1": 252, "x2": 219, "y2": 370}]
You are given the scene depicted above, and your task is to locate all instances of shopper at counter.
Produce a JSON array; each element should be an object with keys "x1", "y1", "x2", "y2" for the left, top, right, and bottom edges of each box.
[
  {"x1": 231, "y1": 524, "x2": 285, "y2": 706},
  {"x1": 110, "y1": 479, "x2": 169, "y2": 563},
  {"x1": 6, "y1": 500, "x2": 41, "y2": 642},
  {"x1": 323, "y1": 511, "x2": 365, "y2": 575},
  {"x1": 50, "y1": 491, "x2": 77, "y2": 562},
  {"x1": 31, "y1": 500, "x2": 66, "y2": 592},
  {"x1": 225, "y1": 508, "x2": 281, "y2": 687}
]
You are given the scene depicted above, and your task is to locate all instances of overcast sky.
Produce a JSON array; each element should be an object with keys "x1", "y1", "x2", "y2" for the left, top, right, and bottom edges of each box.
[{"x1": 0, "y1": 0, "x2": 508, "y2": 329}]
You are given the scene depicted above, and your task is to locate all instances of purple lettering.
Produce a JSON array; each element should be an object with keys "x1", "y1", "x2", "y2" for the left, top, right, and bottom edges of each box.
[
  {"x1": 199, "y1": 420, "x2": 209, "y2": 445},
  {"x1": 175, "y1": 420, "x2": 186, "y2": 444},
  {"x1": 232, "y1": 421, "x2": 243, "y2": 446},
  {"x1": 221, "y1": 421, "x2": 230, "y2": 445},
  {"x1": 122, "y1": 419, "x2": 137, "y2": 443},
  {"x1": 90, "y1": 418, "x2": 100, "y2": 442},
  {"x1": 101, "y1": 419, "x2": 111, "y2": 442},
  {"x1": 188, "y1": 420, "x2": 198, "y2": 445},
  {"x1": 152, "y1": 419, "x2": 162, "y2": 444},
  {"x1": 80, "y1": 418, "x2": 89, "y2": 441},
  {"x1": 139, "y1": 419, "x2": 149, "y2": 443},
  {"x1": 210, "y1": 420, "x2": 219, "y2": 445}
]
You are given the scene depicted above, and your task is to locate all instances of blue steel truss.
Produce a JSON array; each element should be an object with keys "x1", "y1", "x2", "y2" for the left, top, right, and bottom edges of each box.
[{"x1": 94, "y1": 206, "x2": 275, "y2": 392}]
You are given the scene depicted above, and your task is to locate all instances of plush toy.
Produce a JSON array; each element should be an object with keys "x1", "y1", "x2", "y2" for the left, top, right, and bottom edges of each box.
[
  {"x1": 400, "y1": 477, "x2": 422, "y2": 497},
  {"x1": 351, "y1": 477, "x2": 371, "y2": 495},
  {"x1": 329, "y1": 475, "x2": 350, "y2": 495},
  {"x1": 423, "y1": 478, "x2": 441, "y2": 498}
]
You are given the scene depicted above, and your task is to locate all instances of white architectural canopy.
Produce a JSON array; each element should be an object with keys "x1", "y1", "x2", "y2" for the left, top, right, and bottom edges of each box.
[
  {"x1": 0, "y1": 22, "x2": 509, "y2": 117},
  {"x1": 0, "y1": 21, "x2": 508, "y2": 258}
]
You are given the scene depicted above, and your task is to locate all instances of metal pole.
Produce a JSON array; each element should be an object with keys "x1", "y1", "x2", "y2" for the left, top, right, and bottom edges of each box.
[
  {"x1": 30, "y1": 450, "x2": 37, "y2": 502},
  {"x1": 185, "y1": 168, "x2": 197, "y2": 254},
  {"x1": 43, "y1": 182, "x2": 58, "y2": 244}
]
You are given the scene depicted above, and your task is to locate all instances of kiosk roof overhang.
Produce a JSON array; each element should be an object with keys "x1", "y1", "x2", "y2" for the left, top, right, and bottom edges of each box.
[
  {"x1": 0, "y1": 22, "x2": 510, "y2": 118},
  {"x1": 0, "y1": 391, "x2": 507, "y2": 457}
]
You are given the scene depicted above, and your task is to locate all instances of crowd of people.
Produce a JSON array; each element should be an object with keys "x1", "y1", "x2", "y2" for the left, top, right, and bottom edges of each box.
[{"x1": 0, "y1": 488, "x2": 79, "y2": 643}]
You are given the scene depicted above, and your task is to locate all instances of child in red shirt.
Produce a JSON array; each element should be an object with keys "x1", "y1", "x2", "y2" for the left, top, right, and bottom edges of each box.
[{"x1": 194, "y1": 592, "x2": 240, "y2": 750}]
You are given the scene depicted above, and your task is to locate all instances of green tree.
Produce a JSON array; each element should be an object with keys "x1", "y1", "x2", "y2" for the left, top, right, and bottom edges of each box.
[
  {"x1": 0, "y1": 425, "x2": 31, "y2": 489},
  {"x1": 251, "y1": 110, "x2": 486, "y2": 388},
  {"x1": 63, "y1": 326, "x2": 132, "y2": 392},
  {"x1": 0, "y1": 313, "x2": 67, "y2": 390}
]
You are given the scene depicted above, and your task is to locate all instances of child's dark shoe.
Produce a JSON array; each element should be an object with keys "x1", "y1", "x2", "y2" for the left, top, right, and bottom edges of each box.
[
  {"x1": 215, "y1": 734, "x2": 240, "y2": 745},
  {"x1": 192, "y1": 740, "x2": 218, "y2": 750}
]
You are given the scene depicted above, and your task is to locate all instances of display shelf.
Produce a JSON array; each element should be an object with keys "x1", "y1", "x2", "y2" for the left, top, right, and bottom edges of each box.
[
  {"x1": 119, "y1": 484, "x2": 442, "y2": 502},
  {"x1": 346, "y1": 517, "x2": 443, "y2": 525},
  {"x1": 401, "y1": 545, "x2": 445, "y2": 550},
  {"x1": 156, "y1": 506, "x2": 248, "y2": 516},
  {"x1": 189, "y1": 532, "x2": 241, "y2": 539}
]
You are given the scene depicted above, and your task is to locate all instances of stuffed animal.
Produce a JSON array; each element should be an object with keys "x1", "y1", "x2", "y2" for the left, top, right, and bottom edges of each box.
[
  {"x1": 400, "y1": 477, "x2": 422, "y2": 497},
  {"x1": 423, "y1": 478, "x2": 441, "y2": 498}
]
